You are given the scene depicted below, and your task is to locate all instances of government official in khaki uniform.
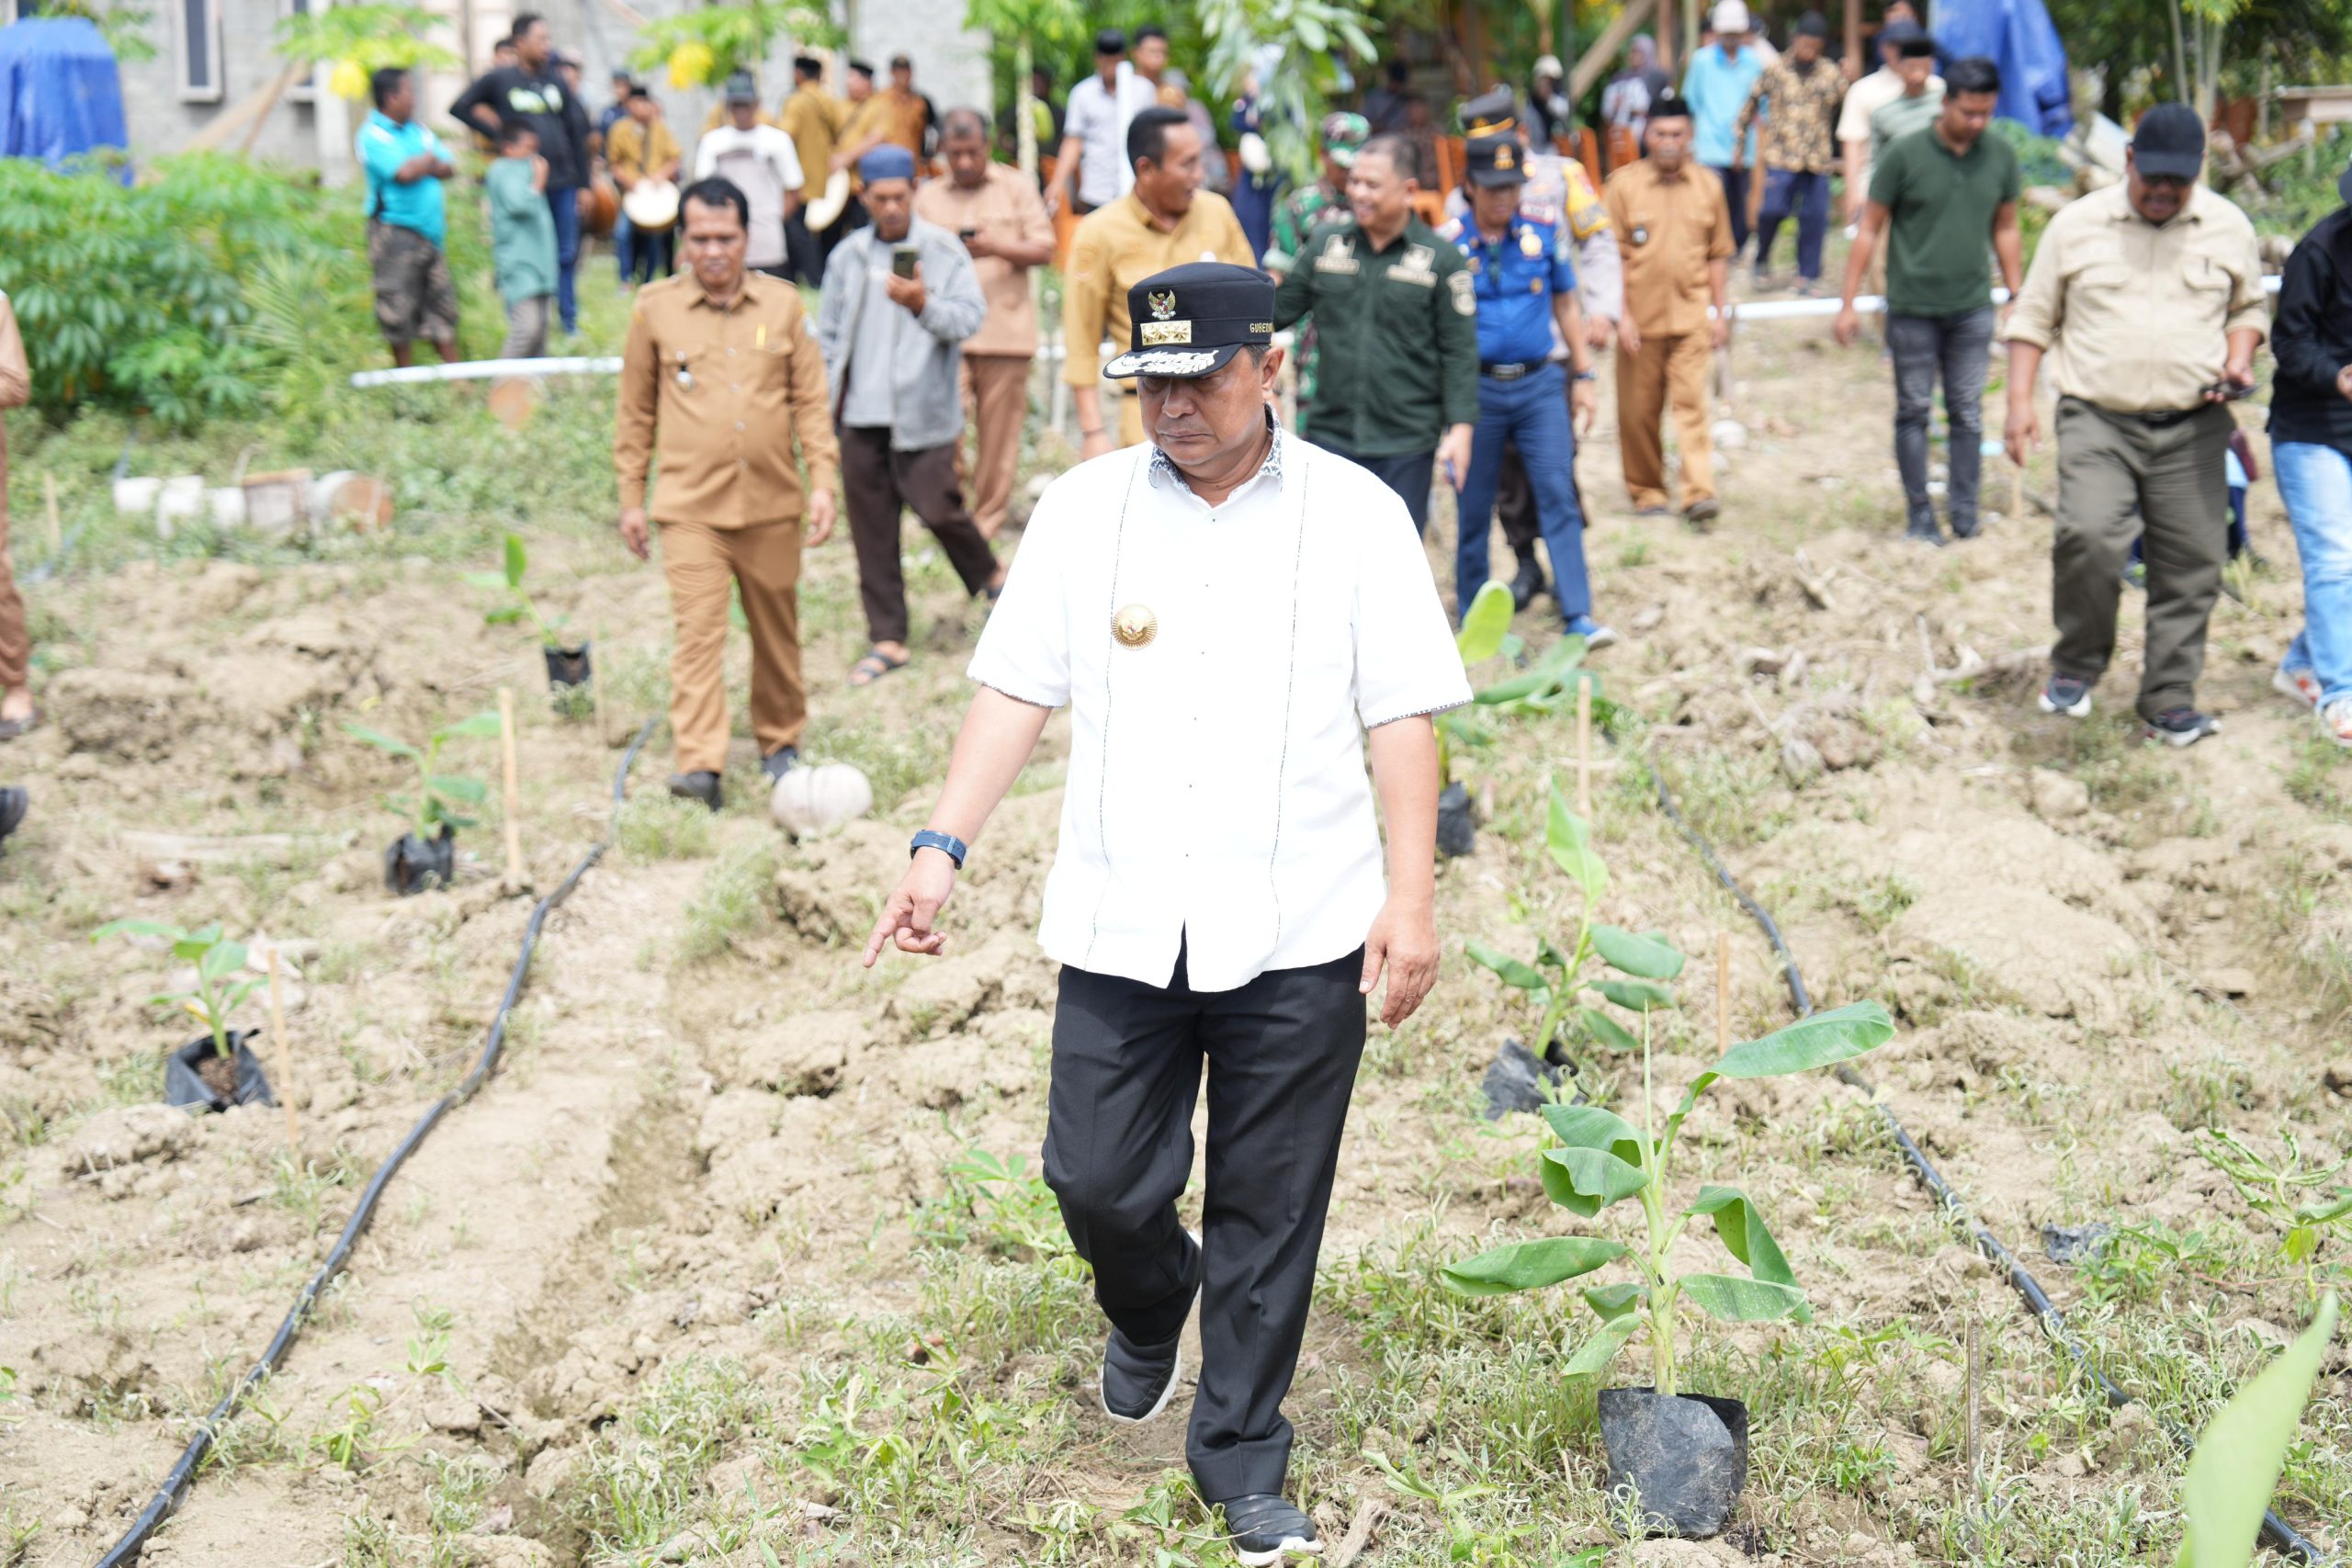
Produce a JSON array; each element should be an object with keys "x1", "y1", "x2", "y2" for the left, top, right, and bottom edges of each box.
[
  {"x1": 616, "y1": 176, "x2": 841, "y2": 811},
  {"x1": 915, "y1": 107, "x2": 1057, "y2": 538},
  {"x1": 1603, "y1": 92, "x2": 1733, "y2": 523},
  {"x1": 1062, "y1": 107, "x2": 1255, "y2": 457},
  {"x1": 2006, "y1": 105, "x2": 2267, "y2": 746}
]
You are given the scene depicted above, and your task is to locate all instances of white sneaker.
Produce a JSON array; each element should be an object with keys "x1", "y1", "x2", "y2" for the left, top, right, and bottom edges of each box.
[
  {"x1": 2322, "y1": 698, "x2": 2352, "y2": 750},
  {"x1": 2277, "y1": 667, "x2": 2324, "y2": 710}
]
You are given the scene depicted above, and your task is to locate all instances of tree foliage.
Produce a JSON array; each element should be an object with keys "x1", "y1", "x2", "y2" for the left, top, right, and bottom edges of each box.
[
  {"x1": 1198, "y1": 0, "x2": 1380, "y2": 184},
  {"x1": 626, "y1": 0, "x2": 840, "y2": 88},
  {"x1": 273, "y1": 2, "x2": 459, "y2": 75}
]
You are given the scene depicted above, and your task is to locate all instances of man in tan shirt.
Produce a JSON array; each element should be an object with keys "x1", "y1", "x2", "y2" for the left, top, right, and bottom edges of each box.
[
  {"x1": 781, "y1": 55, "x2": 845, "y2": 282},
  {"x1": 1062, "y1": 106, "x2": 1256, "y2": 455},
  {"x1": 1603, "y1": 93, "x2": 1734, "y2": 523},
  {"x1": 616, "y1": 178, "x2": 841, "y2": 810},
  {"x1": 2005, "y1": 105, "x2": 2267, "y2": 746},
  {"x1": 915, "y1": 107, "x2": 1057, "y2": 536},
  {"x1": 0, "y1": 288, "x2": 33, "y2": 739}
]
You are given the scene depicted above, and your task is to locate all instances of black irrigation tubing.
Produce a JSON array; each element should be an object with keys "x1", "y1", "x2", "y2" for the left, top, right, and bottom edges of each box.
[
  {"x1": 1646, "y1": 745, "x2": 2334, "y2": 1566},
  {"x1": 92, "y1": 716, "x2": 659, "y2": 1568}
]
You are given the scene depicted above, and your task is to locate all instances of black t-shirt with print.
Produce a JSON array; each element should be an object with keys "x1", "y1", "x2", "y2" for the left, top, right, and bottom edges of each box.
[{"x1": 449, "y1": 66, "x2": 593, "y2": 188}]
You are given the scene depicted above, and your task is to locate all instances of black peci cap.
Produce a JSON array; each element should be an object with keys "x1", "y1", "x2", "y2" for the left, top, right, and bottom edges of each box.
[
  {"x1": 1646, "y1": 89, "x2": 1690, "y2": 122},
  {"x1": 2132, "y1": 101, "x2": 2206, "y2": 182},
  {"x1": 1095, "y1": 28, "x2": 1127, "y2": 55},
  {"x1": 1103, "y1": 263, "x2": 1275, "y2": 379},
  {"x1": 1465, "y1": 132, "x2": 1528, "y2": 186}
]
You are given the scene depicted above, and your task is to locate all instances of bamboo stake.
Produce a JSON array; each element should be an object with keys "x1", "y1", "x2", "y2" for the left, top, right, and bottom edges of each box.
[
  {"x1": 498, "y1": 687, "x2": 523, "y2": 887},
  {"x1": 266, "y1": 949, "x2": 300, "y2": 1156},
  {"x1": 1576, "y1": 677, "x2": 1593, "y2": 820},
  {"x1": 591, "y1": 619, "x2": 609, "y2": 747},
  {"x1": 1965, "y1": 1313, "x2": 1983, "y2": 1484},
  {"x1": 1715, "y1": 932, "x2": 1731, "y2": 1056},
  {"x1": 43, "y1": 473, "x2": 61, "y2": 555}
]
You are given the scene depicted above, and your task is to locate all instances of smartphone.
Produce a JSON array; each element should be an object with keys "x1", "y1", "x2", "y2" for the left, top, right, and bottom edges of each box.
[
  {"x1": 891, "y1": 245, "x2": 919, "y2": 280},
  {"x1": 2200, "y1": 379, "x2": 2254, "y2": 401},
  {"x1": 956, "y1": 227, "x2": 978, "y2": 243}
]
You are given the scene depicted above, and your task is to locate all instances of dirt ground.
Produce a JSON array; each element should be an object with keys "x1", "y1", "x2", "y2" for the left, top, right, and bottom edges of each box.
[{"x1": 4, "y1": 304, "x2": 2350, "y2": 1567}]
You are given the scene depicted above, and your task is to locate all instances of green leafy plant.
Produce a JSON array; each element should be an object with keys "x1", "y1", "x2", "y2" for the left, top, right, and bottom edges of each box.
[
  {"x1": 1442, "y1": 998, "x2": 1894, "y2": 1393},
  {"x1": 88, "y1": 920, "x2": 258, "y2": 1058},
  {"x1": 273, "y1": 2, "x2": 459, "y2": 85},
  {"x1": 343, "y1": 713, "x2": 499, "y2": 840},
  {"x1": 468, "y1": 532, "x2": 568, "y2": 647},
  {"x1": 1465, "y1": 783, "x2": 1678, "y2": 1060},
  {"x1": 627, "y1": 0, "x2": 840, "y2": 87},
  {"x1": 2197, "y1": 1130, "x2": 2352, "y2": 1303},
  {"x1": 2175, "y1": 1292, "x2": 2336, "y2": 1567},
  {"x1": 964, "y1": 0, "x2": 1086, "y2": 177},
  {"x1": 1199, "y1": 0, "x2": 1377, "y2": 185}
]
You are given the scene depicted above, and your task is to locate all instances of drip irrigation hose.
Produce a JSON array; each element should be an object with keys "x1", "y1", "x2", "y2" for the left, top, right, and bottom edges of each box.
[
  {"x1": 91, "y1": 716, "x2": 658, "y2": 1568},
  {"x1": 1645, "y1": 748, "x2": 2332, "y2": 1565}
]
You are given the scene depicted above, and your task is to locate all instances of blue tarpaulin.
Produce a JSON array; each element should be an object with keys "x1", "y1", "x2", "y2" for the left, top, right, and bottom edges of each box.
[
  {"x1": 0, "y1": 17, "x2": 130, "y2": 170},
  {"x1": 1936, "y1": 0, "x2": 2075, "y2": 138}
]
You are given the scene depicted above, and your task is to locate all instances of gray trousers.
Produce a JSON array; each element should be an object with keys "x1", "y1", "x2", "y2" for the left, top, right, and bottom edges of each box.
[
  {"x1": 500, "y1": 294, "x2": 550, "y2": 361},
  {"x1": 2051, "y1": 398, "x2": 2233, "y2": 718},
  {"x1": 1043, "y1": 940, "x2": 1366, "y2": 1502},
  {"x1": 1889, "y1": 307, "x2": 1996, "y2": 534}
]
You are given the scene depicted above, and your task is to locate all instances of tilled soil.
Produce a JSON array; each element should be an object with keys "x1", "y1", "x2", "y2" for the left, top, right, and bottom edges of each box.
[{"x1": 5, "y1": 325, "x2": 2349, "y2": 1566}]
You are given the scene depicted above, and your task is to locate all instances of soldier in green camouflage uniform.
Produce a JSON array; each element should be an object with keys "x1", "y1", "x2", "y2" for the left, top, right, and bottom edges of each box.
[{"x1": 1261, "y1": 111, "x2": 1370, "y2": 429}]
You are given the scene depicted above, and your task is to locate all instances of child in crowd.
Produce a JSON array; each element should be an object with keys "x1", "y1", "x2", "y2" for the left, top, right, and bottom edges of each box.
[{"x1": 487, "y1": 123, "x2": 558, "y2": 360}]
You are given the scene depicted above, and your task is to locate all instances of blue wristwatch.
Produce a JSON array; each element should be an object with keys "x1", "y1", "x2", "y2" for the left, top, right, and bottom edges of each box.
[{"x1": 910, "y1": 829, "x2": 968, "y2": 869}]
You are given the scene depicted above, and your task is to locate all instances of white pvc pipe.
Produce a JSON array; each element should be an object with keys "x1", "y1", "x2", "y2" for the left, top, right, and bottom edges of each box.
[{"x1": 345, "y1": 276, "x2": 2283, "y2": 388}]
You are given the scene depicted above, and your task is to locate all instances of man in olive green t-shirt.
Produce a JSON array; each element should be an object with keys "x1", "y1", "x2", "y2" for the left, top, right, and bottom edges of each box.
[{"x1": 1834, "y1": 56, "x2": 2022, "y2": 545}]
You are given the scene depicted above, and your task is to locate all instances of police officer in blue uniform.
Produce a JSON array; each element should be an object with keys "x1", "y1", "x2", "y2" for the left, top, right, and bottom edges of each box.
[{"x1": 1450, "y1": 133, "x2": 1611, "y2": 646}]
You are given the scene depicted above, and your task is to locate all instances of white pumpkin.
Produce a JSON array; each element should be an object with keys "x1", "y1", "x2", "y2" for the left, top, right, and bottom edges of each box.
[{"x1": 769, "y1": 762, "x2": 874, "y2": 838}]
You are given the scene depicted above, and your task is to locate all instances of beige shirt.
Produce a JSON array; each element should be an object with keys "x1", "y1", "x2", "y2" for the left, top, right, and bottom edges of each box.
[
  {"x1": 1060, "y1": 190, "x2": 1256, "y2": 388},
  {"x1": 2006, "y1": 184, "x2": 2269, "y2": 416},
  {"x1": 615, "y1": 272, "x2": 841, "y2": 526},
  {"x1": 913, "y1": 162, "x2": 1055, "y2": 357},
  {"x1": 1605, "y1": 159, "x2": 1736, "y2": 338}
]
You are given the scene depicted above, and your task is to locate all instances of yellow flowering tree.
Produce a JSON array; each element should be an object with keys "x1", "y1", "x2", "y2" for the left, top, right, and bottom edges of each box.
[
  {"x1": 627, "y1": 0, "x2": 841, "y2": 93},
  {"x1": 274, "y1": 2, "x2": 459, "y2": 99}
]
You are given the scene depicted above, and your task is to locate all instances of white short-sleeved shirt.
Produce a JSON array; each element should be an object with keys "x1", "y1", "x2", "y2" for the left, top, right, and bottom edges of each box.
[
  {"x1": 969, "y1": 424, "x2": 1473, "y2": 994},
  {"x1": 1063, "y1": 67, "x2": 1162, "y2": 209}
]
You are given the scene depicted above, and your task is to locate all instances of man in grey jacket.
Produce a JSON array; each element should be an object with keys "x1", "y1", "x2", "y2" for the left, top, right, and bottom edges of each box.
[{"x1": 818, "y1": 145, "x2": 1005, "y2": 686}]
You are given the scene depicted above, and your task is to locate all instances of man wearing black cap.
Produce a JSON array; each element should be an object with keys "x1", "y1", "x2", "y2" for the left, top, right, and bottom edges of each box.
[
  {"x1": 1452, "y1": 133, "x2": 1610, "y2": 645},
  {"x1": 1730, "y1": 12, "x2": 1842, "y2": 292},
  {"x1": 863, "y1": 261, "x2": 1468, "y2": 1565},
  {"x1": 1442, "y1": 85, "x2": 1620, "y2": 609},
  {"x1": 2005, "y1": 102, "x2": 2267, "y2": 746},
  {"x1": 1272, "y1": 132, "x2": 1478, "y2": 534},
  {"x1": 695, "y1": 73, "x2": 805, "y2": 278},
  {"x1": 1605, "y1": 92, "x2": 1734, "y2": 523}
]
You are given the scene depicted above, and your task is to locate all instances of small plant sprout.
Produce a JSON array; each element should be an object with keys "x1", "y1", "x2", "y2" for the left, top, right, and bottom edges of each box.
[
  {"x1": 1466, "y1": 782, "x2": 1682, "y2": 1060},
  {"x1": 2197, "y1": 1130, "x2": 2352, "y2": 1303},
  {"x1": 343, "y1": 712, "x2": 500, "y2": 840},
  {"x1": 89, "y1": 920, "x2": 259, "y2": 1058},
  {"x1": 469, "y1": 532, "x2": 569, "y2": 647},
  {"x1": 1441, "y1": 589, "x2": 1608, "y2": 779},
  {"x1": 1442, "y1": 998, "x2": 1895, "y2": 1393}
]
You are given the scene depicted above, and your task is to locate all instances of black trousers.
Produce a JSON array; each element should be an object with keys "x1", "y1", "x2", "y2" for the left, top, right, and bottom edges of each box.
[
  {"x1": 1044, "y1": 941, "x2": 1367, "y2": 1502},
  {"x1": 1305, "y1": 434, "x2": 1437, "y2": 536},
  {"x1": 1498, "y1": 367, "x2": 1588, "y2": 558},
  {"x1": 839, "y1": 424, "x2": 999, "y2": 646}
]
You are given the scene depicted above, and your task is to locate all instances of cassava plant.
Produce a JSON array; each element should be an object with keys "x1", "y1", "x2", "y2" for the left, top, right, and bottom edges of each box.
[
  {"x1": 90, "y1": 920, "x2": 259, "y2": 1058},
  {"x1": 469, "y1": 532, "x2": 568, "y2": 648},
  {"x1": 344, "y1": 712, "x2": 499, "y2": 840}
]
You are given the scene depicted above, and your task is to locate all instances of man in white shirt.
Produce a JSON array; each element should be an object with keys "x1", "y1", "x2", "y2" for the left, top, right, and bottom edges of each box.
[
  {"x1": 694, "y1": 72, "x2": 805, "y2": 276},
  {"x1": 1838, "y1": 18, "x2": 1940, "y2": 220},
  {"x1": 1051, "y1": 28, "x2": 1160, "y2": 216},
  {"x1": 863, "y1": 264, "x2": 1467, "y2": 1566}
]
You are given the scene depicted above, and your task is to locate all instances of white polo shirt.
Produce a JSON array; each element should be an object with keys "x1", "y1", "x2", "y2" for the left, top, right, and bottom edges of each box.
[{"x1": 969, "y1": 424, "x2": 1473, "y2": 993}]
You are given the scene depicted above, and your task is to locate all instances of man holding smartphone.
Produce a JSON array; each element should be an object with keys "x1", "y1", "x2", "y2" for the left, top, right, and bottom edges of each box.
[
  {"x1": 817, "y1": 146, "x2": 1005, "y2": 688},
  {"x1": 915, "y1": 108, "x2": 1057, "y2": 538},
  {"x1": 2004, "y1": 104, "x2": 2267, "y2": 746}
]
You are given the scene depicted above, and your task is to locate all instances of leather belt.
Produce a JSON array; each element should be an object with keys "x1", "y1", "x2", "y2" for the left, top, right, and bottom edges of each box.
[{"x1": 1480, "y1": 360, "x2": 1542, "y2": 380}]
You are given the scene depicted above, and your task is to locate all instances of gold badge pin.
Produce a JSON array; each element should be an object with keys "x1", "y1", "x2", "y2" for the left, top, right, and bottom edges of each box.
[{"x1": 1112, "y1": 604, "x2": 1158, "y2": 649}]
